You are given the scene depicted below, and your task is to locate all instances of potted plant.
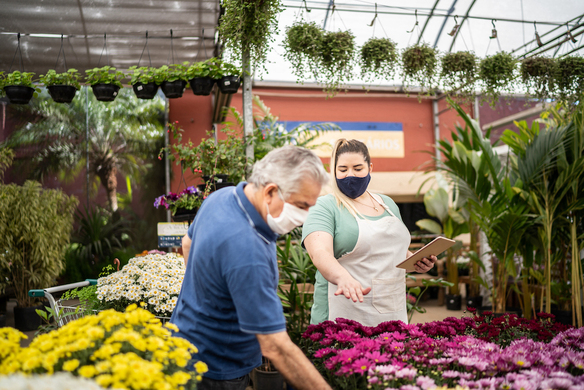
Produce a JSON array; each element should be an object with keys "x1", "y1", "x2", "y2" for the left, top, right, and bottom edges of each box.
[
  {"x1": 39, "y1": 69, "x2": 81, "y2": 103},
  {"x1": 478, "y1": 51, "x2": 517, "y2": 107},
  {"x1": 158, "y1": 62, "x2": 190, "y2": 99},
  {"x1": 283, "y1": 21, "x2": 324, "y2": 83},
  {"x1": 319, "y1": 30, "x2": 355, "y2": 96},
  {"x1": 252, "y1": 357, "x2": 284, "y2": 390},
  {"x1": 187, "y1": 59, "x2": 218, "y2": 96},
  {"x1": 216, "y1": 60, "x2": 242, "y2": 94},
  {"x1": 555, "y1": 56, "x2": 584, "y2": 105},
  {"x1": 440, "y1": 51, "x2": 478, "y2": 99},
  {"x1": 360, "y1": 37, "x2": 398, "y2": 83},
  {"x1": 127, "y1": 66, "x2": 160, "y2": 99},
  {"x1": 520, "y1": 56, "x2": 558, "y2": 101},
  {"x1": 84, "y1": 66, "x2": 125, "y2": 102},
  {"x1": 154, "y1": 185, "x2": 205, "y2": 222},
  {"x1": 402, "y1": 43, "x2": 438, "y2": 95},
  {"x1": 2, "y1": 71, "x2": 40, "y2": 104}
]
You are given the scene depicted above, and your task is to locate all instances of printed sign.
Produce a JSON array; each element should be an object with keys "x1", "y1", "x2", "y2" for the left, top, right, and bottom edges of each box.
[
  {"x1": 157, "y1": 222, "x2": 189, "y2": 248},
  {"x1": 284, "y1": 121, "x2": 404, "y2": 158}
]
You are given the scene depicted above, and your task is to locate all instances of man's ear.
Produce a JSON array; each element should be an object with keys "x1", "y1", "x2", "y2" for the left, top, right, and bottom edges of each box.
[{"x1": 263, "y1": 183, "x2": 279, "y2": 204}]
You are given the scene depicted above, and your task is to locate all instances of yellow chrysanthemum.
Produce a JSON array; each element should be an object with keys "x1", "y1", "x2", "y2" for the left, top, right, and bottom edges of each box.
[
  {"x1": 63, "y1": 359, "x2": 80, "y2": 372},
  {"x1": 78, "y1": 365, "x2": 97, "y2": 378},
  {"x1": 194, "y1": 361, "x2": 208, "y2": 374}
]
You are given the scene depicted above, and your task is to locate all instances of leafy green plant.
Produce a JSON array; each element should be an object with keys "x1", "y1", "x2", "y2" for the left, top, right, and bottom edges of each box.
[
  {"x1": 555, "y1": 56, "x2": 584, "y2": 106},
  {"x1": 401, "y1": 44, "x2": 438, "y2": 94},
  {"x1": 127, "y1": 66, "x2": 162, "y2": 85},
  {"x1": 360, "y1": 38, "x2": 398, "y2": 83},
  {"x1": 283, "y1": 21, "x2": 324, "y2": 82},
  {"x1": 39, "y1": 69, "x2": 81, "y2": 89},
  {"x1": 520, "y1": 56, "x2": 558, "y2": 101},
  {"x1": 319, "y1": 30, "x2": 355, "y2": 96},
  {"x1": 156, "y1": 62, "x2": 190, "y2": 82},
  {"x1": 0, "y1": 147, "x2": 14, "y2": 183},
  {"x1": 187, "y1": 59, "x2": 216, "y2": 79},
  {"x1": 84, "y1": 66, "x2": 125, "y2": 87},
  {"x1": 3, "y1": 70, "x2": 37, "y2": 88},
  {"x1": 406, "y1": 277, "x2": 453, "y2": 322},
  {"x1": 218, "y1": 0, "x2": 283, "y2": 73},
  {"x1": 440, "y1": 51, "x2": 478, "y2": 98},
  {"x1": 479, "y1": 52, "x2": 517, "y2": 107},
  {"x1": 35, "y1": 306, "x2": 81, "y2": 335},
  {"x1": 219, "y1": 60, "x2": 242, "y2": 77}
]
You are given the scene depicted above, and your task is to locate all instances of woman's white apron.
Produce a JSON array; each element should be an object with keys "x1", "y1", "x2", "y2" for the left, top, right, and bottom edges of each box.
[{"x1": 327, "y1": 194, "x2": 411, "y2": 326}]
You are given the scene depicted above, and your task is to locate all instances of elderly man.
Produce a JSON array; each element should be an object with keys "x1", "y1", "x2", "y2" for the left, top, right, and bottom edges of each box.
[{"x1": 170, "y1": 146, "x2": 332, "y2": 390}]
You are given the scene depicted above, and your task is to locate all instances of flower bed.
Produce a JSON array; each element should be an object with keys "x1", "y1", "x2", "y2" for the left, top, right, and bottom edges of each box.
[
  {"x1": 301, "y1": 311, "x2": 578, "y2": 389},
  {"x1": 96, "y1": 252, "x2": 184, "y2": 318},
  {"x1": 0, "y1": 305, "x2": 206, "y2": 390}
]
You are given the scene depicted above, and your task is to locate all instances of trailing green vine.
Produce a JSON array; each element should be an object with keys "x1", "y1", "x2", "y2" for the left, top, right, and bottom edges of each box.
[
  {"x1": 401, "y1": 43, "x2": 438, "y2": 94},
  {"x1": 218, "y1": 0, "x2": 284, "y2": 74},
  {"x1": 479, "y1": 52, "x2": 517, "y2": 107},
  {"x1": 520, "y1": 56, "x2": 558, "y2": 102},
  {"x1": 283, "y1": 21, "x2": 324, "y2": 83},
  {"x1": 360, "y1": 38, "x2": 398, "y2": 83},
  {"x1": 440, "y1": 51, "x2": 478, "y2": 99},
  {"x1": 319, "y1": 30, "x2": 355, "y2": 96},
  {"x1": 555, "y1": 56, "x2": 584, "y2": 106}
]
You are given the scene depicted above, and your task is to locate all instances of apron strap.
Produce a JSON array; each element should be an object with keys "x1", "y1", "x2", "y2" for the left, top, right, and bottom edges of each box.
[{"x1": 367, "y1": 191, "x2": 396, "y2": 218}]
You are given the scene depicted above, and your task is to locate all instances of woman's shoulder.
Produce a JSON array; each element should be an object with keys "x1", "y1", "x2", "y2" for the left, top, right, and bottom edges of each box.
[{"x1": 376, "y1": 193, "x2": 397, "y2": 206}]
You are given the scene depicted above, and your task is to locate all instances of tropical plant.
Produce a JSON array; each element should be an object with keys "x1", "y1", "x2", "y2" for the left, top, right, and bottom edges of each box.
[
  {"x1": 283, "y1": 21, "x2": 324, "y2": 82},
  {"x1": 440, "y1": 51, "x2": 478, "y2": 98},
  {"x1": 0, "y1": 147, "x2": 14, "y2": 182},
  {"x1": 555, "y1": 56, "x2": 584, "y2": 106},
  {"x1": 478, "y1": 51, "x2": 517, "y2": 107},
  {"x1": 156, "y1": 62, "x2": 190, "y2": 82},
  {"x1": 520, "y1": 56, "x2": 558, "y2": 101},
  {"x1": 319, "y1": 30, "x2": 356, "y2": 96},
  {"x1": 360, "y1": 38, "x2": 398, "y2": 83},
  {"x1": 0, "y1": 181, "x2": 78, "y2": 307},
  {"x1": 218, "y1": 0, "x2": 283, "y2": 73},
  {"x1": 127, "y1": 66, "x2": 163, "y2": 85},
  {"x1": 84, "y1": 66, "x2": 125, "y2": 86},
  {"x1": 401, "y1": 43, "x2": 438, "y2": 94},
  {"x1": 39, "y1": 69, "x2": 82, "y2": 89},
  {"x1": 3, "y1": 88, "x2": 165, "y2": 212}
]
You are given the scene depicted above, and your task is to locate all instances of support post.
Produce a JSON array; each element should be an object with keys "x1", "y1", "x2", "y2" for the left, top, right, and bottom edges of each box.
[
  {"x1": 242, "y1": 49, "x2": 254, "y2": 165},
  {"x1": 474, "y1": 95, "x2": 481, "y2": 128},
  {"x1": 164, "y1": 98, "x2": 171, "y2": 223},
  {"x1": 432, "y1": 98, "x2": 441, "y2": 163}
]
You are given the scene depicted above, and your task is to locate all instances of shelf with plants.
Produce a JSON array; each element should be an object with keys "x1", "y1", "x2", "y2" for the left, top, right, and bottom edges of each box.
[
  {"x1": 40, "y1": 69, "x2": 82, "y2": 104},
  {"x1": 84, "y1": 66, "x2": 125, "y2": 102}
]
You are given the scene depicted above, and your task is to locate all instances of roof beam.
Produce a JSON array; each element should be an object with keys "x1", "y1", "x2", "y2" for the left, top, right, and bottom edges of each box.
[{"x1": 417, "y1": 0, "x2": 440, "y2": 45}]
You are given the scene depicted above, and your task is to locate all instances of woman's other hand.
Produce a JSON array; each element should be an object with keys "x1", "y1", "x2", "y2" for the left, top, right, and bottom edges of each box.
[
  {"x1": 334, "y1": 275, "x2": 371, "y2": 303},
  {"x1": 414, "y1": 255, "x2": 437, "y2": 273}
]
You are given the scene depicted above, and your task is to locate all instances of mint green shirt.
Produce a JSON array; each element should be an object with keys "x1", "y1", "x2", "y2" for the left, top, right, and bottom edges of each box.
[{"x1": 301, "y1": 193, "x2": 403, "y2": 324}]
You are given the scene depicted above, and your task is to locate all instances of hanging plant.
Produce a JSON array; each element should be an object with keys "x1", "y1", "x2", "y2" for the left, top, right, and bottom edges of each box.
[
  {"x1": 440, "y1": 51, "x2": 478, "y2": 99},
  {"x1": 3, "y1": 71, "x2": 41, "y2": 105},
  {"x1": 360, "y1": 38, "x2": 398, "y2": 83},
  {"x1": 319, "y1": 30, "x2": 355, "y2": 96},
  {"x1": 555, "y1": 56, "x2": 584, "y2": 106},
  {"x1": 218, "y1": 0, "x2": 284, "y2": 73},
  {"x1": 283, "y1": 21, "x2": 324, "y2": 82},
  {"x1": 84, "y1": 66, "x2": 125, "y2": 102},
  {"x1": 478, "y1": 52, "x2": 517, "y2": 107},
  {"x1": 520, "y1": 56, "x2": 558, "y2": 101},
  {"x1": 401, "y1": 43, "x2": 438, "y2": 94},
  {"x1": 40, "y1": 69, "x2": 82, "y2": 104}
]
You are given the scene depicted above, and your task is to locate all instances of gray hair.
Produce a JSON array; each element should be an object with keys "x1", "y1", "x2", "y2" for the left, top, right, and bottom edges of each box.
[{"x1": 248, "y1": 146, "x2": 329, "y2": 196}]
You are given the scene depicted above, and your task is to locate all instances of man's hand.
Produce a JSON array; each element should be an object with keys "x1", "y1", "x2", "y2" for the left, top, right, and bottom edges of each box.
[{"x1": 333, "y1": 275, "x2": 371, "y2": 303}]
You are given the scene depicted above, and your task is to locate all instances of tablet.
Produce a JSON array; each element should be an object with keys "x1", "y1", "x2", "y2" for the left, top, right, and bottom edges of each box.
[{"x1": 396, "y1": 236, "x2": 456, "y2": 270}]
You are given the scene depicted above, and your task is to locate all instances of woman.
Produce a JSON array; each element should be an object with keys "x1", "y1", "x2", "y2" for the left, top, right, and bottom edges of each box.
[{"x1": 302, "y1": 139, "x2": 436, "y2": 326}]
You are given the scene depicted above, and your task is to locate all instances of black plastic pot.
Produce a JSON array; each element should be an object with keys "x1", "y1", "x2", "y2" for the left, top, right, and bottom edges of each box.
[
  {"x1": 14, "y1": 304, "x2": 45, "y2": 332},
  {"x1": 161, "y1": 80, "x2": 187, "y2": 99},
  {"x1": 47, "y1": 85, "x2": 77, "y2": 103},
  {"x1": 91, "y1": 83, "x2": 120, "y2": 102},
  {"x1": 217, "y1": 76, "x2": 241, "y2": 94},
  {"x1": 189, "y1": 77, "x2": 215, "y2": 96},
  {"x1": 132, "y1": 82, "x2": 159, "y2": 99},
  {"x1": 446, "y1": 294, "x2": 462, "y2": 310},
  {"x1": 466, "y1": 295, "x2": 483, "y2": 309},
  {"x1": 478, "y1": 305, "x2": 522, "y2": 318},
  {"x1": 172, "y1": 207, "x2": 199, "y2": 223},
  {"x1": 253, "y1": 367, "x2": 283, "y2": 390},
  {"x1": 4, "y1": 85, "x2": 35, "y2": 104}
]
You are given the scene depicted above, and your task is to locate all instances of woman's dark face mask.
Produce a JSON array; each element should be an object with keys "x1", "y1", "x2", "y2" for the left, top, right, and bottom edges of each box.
[{"x1": 336, "y1": 174, "x2": 371, "y2": 199}]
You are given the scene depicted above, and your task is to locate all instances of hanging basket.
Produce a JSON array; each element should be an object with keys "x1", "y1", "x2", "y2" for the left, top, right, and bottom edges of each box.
[
  {"x1": 161, "y1": 80, "x2": 187, "y2": 99},
  {"x1": 47, "y1": 85, "x2": 77, "y2": 103},
  {"x1": 4, "y1": 85, "x2": 35, "y2": 104},
  {"x1": 91, "y1": 83, "x2": 121, "y2": 102},
  {"x1": 217, "y1": 76, "x2": 241, "y2": 94},
  {"x1": 189, "y1": 77, "x2": 215, "y2": 96},
  {"x1": 132, "y1": 82, "x2": 159, "y2": 99},
  {"x1": 172, "y1": 207, "x2": 199, "y2": 223}
]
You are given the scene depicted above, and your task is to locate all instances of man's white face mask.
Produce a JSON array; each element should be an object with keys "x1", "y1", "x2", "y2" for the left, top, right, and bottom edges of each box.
[{"x1": 266, "y1": 188, "x2": 309, "y2": 235}]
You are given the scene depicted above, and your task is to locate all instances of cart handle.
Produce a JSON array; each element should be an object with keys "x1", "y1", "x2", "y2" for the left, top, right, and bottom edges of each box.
[{"x1": 28, "y1": 279, "x2": 97, "y2": 297}]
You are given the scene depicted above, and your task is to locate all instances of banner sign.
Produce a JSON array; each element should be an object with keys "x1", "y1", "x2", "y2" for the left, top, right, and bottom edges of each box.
[
  {"x1": 284, "y1": 121, "x2": 404, "y2": 158},
  {"x1": 157, "y1": 222, "x2": 189, "y2": 248}
]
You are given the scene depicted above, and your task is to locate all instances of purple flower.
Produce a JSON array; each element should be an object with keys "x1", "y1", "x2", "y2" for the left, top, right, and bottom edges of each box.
[{"x1": 314, "y1": 348, "x2": 333, "y2": 358}]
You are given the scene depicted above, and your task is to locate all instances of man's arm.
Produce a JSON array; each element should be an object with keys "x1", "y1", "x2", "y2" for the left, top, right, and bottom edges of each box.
[
  {"x1": 256, "y1": 332, "x2": 331, "y2": 390},
  {"x1": 181, "y1": 235, "x2": 192, "y2": 266}
]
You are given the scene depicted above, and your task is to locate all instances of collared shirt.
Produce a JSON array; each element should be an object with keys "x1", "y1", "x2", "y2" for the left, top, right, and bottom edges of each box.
[{"x1": 170, "y1": 182, "x2": 285, "y2": 380}]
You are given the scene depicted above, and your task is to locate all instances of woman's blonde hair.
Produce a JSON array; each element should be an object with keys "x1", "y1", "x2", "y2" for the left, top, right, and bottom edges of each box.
[{"x1": 330, "y1": 139, "x2": 371, "y2": 217}]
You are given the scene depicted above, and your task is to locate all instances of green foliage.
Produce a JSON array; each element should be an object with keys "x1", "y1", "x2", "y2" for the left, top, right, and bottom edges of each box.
[
  {"x1": 401, "y1": 44, "x2": 438, "y2": 94},
  {"x1": 84, "y1": 66, "x2": 125, "y2": 87},
  {"x1": 218, "y1": 0, "x2": 283, "y2": 73},
  {"x1": 3, "y1": 71, "x2": 37, "y2": 88},
  {"x1": 0, "y1": 147, "x2": 14, "y2": 183},
  {"x1": 406, "y1": 277, "x2": 453, "y2": 322},
  {"x1": 0, "y1": 181, "x2": 78, "y2": 307},
  {"x1": 187, "y1": 58, "x2": 218, "y2": 79},
  {"x1": 0, "y1": 71, "x2": 4, "y2": 97},
  {"x1": 440, "y1": 51, "x2": 478, "y2": 98},
  {"x1": 283, "y1": 21, "x2": 324, "y2": 82},
  {"x1": 520, "y1": 57, "x2": 558, "y2": 101},
  {"x1": 61, "y1": 284, "x2": 101, "y2": 316},
  {"x1": 320, "y1": 30, "x2": 356, "y2": 96},
  {"x1": 360, "y1": 38, "x2": 398, "y2": 83},
  {"x1": 219, "y1": 60, "x2": 242, "y2": 78},
  {"x1": 127, "y1": 66, "x2": 162, "y2": 85},
  {"x1": 479, "y1": 52, "x2": 517, "y2": 107},
  {"x1": 555, "y1": 56, "x2": 584, "y2": 106},
  {"x1": 156, "y1": 62, "x2": 190, "y2": 82},
  {"x1": 40, "y1": 69, "x2": 82, "y2": 89},
  {"x1": 35, "y1": 305, "x2": 80, "y2": 335}
]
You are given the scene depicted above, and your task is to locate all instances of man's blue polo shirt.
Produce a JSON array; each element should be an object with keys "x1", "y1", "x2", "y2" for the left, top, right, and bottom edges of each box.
[{"x1": 170, "y1": 182, "x2": 286, "y2": 380}]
